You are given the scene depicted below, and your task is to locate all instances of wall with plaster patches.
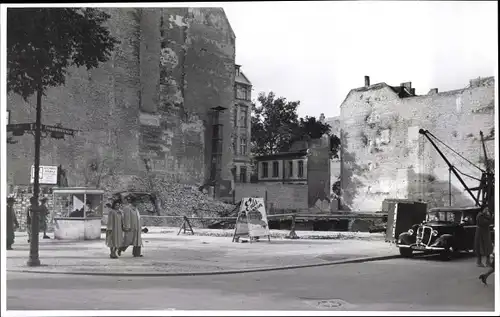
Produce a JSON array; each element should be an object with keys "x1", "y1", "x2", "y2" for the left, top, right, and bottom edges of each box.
[
  {"x1": 7, "y1": 8, "x2": 236, "y2": 192},
  {"x1": 340, "y1": 77, "x2": 495, "y2": 211}
]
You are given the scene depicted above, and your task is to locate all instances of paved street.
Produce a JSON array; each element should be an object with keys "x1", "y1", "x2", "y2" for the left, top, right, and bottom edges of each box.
[{"x1": 7, "y1": 254, "x2": 495, "y2": 311}]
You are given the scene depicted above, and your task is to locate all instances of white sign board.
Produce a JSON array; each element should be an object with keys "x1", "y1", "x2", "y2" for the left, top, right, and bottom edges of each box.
[
  {"x1": 30, "y1": 165, "x2": 58, "y2": 184},
  {"x1": 238, "y1": 197, "x2": 270, "y2": 238}
]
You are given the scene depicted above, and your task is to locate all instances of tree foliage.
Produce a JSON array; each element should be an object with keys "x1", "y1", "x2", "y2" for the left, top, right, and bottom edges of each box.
[
  {"x1": 251, "y1": 91, "x2": 339, "y2": 157},
  {"x1": 7, "y1": 8, "x2": 119, "y2": 100},
  {"x1": 251, "y1": 92, "x2": 300, "y2": 155}
]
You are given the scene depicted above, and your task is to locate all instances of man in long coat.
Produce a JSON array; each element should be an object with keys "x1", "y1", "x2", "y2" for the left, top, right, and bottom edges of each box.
[
  {"x1": 106, "y1": 200, "x2": 124, "y2": 259},
  {"x1": 7, "y1": 197, "x2": 19, "y2": 250},
  {"x1": 119, "y1": 197, "x2": 143, "y2": 257},
  {"x1": 39, "y1": 197, "x2": 51, "y2": 239},
  {"x1": 475, "y1": 207, "x2": 493, "y2": 267}
]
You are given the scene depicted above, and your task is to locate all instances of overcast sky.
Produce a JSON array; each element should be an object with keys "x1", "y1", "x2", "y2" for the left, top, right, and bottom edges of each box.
[{"x1": 222, "y1": 1, "x2": 498, "y2": 119}]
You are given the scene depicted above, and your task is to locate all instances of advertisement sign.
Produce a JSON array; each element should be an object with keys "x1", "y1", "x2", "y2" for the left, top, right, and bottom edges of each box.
[
  {"x1": 233, "y1": 197, "x2": 270, "y2": 241},
  {"x1": 30, "y1": 165, "x2": 58, "y2": 185}
]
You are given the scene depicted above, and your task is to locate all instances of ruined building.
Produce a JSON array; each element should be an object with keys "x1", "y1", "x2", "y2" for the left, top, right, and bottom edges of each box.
[
  {"x1": 339, "y1": 76, "x2": 495, "y2": 211},
  {"x1": 7, "y1": 8, "x2": 239, "y2": 197}
]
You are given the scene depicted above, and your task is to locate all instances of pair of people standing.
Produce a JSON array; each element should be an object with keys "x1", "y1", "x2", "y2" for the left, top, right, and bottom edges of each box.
[
  {"x1": 27, "y1": 196, "x2": 51, "y2": 243},
  {"x1": 105, "y1": 197, "x2": 143, "y2": 259}
]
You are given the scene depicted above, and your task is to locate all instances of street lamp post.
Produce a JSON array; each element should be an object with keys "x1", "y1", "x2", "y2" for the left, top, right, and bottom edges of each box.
[
  {"x1": 27, "y1": 88, "x2": 43, "y2": 267},
  {"x1": 7, "y1": 89, "x2": 78, "y2": 267}
]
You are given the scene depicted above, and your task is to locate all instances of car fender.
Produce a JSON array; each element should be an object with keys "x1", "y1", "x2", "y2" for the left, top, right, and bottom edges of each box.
[
  {"x1": 434, "y1": 234, "x2": 454, "y2": 247},
  {"x1": 398, "y1": 232, "x2": 414, "y2": 245}
]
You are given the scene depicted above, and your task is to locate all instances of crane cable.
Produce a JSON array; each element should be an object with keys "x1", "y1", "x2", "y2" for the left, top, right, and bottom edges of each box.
[{"x1": 426, "y1": 131, "x2": 485, "y2": 173}]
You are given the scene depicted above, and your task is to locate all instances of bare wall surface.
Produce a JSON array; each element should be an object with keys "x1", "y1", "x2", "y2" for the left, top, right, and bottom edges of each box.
[
  {"x1": 234, "y1": 183, "x2": 309, "y2": 211},
  {"x1": 340, "y1": 78, "x2": 495, "y2": 211},
  {"x1": 7, "y1": 8, "x2": 236, "y2": 192}
]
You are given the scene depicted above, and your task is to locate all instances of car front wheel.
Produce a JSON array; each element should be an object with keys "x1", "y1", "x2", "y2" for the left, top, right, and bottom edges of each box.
[{"x1": 399, "y1": 248, "x2": 413, "y2": 258}]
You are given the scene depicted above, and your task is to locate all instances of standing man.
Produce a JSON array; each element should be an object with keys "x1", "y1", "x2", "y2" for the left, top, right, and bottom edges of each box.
[
  {"x1": 119, "y1": 196, "x2": 143, "y2": 257},
  {"x1": 39, "y1": 197, "x2": 51, "y2": 239},
  {"x1": 106, "y1": 200, "x2": 124, "y2": 259},
  {"x1": 475, "y1": 207, "x2": 493, "y2": 267},
  {"x1": 7, "y1": 197, "x2": 19, "y2": 250}
]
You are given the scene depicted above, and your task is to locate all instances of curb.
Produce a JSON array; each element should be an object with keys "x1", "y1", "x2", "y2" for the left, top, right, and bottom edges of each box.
[{"x1": 7, "y1": 254, "x2": 400, "y2": 277}]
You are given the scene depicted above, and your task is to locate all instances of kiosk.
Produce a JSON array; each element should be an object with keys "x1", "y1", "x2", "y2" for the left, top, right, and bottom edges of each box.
[{"x1": 52, "y1": 187, "x2": 104, "y2": 240}]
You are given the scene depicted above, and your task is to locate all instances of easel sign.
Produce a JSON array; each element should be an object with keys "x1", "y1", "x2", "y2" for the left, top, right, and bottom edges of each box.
[{"x1": 232, "y1": 197, "x2": 271, "y2": 243}]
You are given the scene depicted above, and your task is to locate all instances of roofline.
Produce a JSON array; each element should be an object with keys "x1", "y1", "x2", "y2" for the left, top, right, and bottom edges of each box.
[
  {"x1": 254, "y1": 150, "x2": 308, "y2": 160},
  {"x1": 220, "y1": 8, "x2": 236, "y2": 40}
]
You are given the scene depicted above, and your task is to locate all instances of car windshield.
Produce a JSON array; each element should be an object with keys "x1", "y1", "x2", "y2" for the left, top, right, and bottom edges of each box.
[{"x1": 426, "y1": 211, "x2": 462, "y2": 223}]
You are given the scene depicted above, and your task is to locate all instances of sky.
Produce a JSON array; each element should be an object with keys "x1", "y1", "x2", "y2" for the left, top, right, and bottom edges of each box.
[{"x1": 222, "y1": 1, "x2": 498, "y2": 119}]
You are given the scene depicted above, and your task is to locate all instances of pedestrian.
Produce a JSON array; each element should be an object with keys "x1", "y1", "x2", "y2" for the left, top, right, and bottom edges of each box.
[
  {"x1": 26, "y1": 196, "x2": 37, "y2": 243},
  {"x1": 7, "y1": 197, "x2": 20, "y2": 250},
  {"x1": 106, "y1": 200, "x2": 124, "y2": 259},
  {"x1": 119, "y1": 196, "x2": 143, "y2": 257},
  {"x1": 474, "y1": 207, "x2": 493, "y2": 267},
  {"x1": 39, "y1": 197, "x2": 51, "y2": 239},
  {"x1": 479, "y1": 250, "x2": 495, "y2": 285}
]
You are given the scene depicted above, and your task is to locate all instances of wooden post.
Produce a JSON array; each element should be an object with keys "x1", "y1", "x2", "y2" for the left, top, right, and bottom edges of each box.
[{"x1": 287, "y1": 213, "x2": 299, "y2": 239}]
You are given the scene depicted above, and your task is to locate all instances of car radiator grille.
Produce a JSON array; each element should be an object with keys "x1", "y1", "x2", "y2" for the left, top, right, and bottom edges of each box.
[{"x1": 416, "y1": 226, "x2": 432, "y2": 246}]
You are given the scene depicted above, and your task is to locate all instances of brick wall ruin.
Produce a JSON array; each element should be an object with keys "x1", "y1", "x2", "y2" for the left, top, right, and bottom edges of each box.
[
  {"x1": 7, "y1": 8, "x2": 236, "y2": 194},
  {"x1": 340, "y1": 77, "x2": 495, "y2": 211}
]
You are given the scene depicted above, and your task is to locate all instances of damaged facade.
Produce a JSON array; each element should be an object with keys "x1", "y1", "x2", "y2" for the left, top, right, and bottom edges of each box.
[
  {"x1": 7, "y1": 8, "x2": 238, "y2": 195},
  {"x1": 339, "y1": 76, "x2": 495, "y2": 212}
]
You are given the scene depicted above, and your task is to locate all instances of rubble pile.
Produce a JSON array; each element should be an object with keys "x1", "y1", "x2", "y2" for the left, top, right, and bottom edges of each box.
[{"x1": 131, "y1": 177, "x2": 238, "y2": 228}]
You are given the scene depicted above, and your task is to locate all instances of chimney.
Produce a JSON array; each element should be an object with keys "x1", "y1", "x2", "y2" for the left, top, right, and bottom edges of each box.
[
  {"x1": 400, "y1": 82, "x2": 412, "y2": 91},
  {"x1": 364, "y1": 76, "x2": 370, "y2": 87},
  {"x1": 428, "y1": 88, "x2": 438, "y2": 95}
]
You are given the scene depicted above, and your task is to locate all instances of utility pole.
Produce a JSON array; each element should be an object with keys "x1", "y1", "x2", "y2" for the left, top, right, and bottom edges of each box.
[
  {"x1": 7, "y1": 90, "x2": 78, "y2": 267},
  {"x1": 28, "y1": 88, "x2": 43, "y2": 267}
]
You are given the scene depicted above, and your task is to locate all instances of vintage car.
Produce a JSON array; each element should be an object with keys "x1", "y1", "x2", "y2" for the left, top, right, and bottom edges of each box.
[{"x1": 396, "y1": 206, "x2": 495, "y2": 260}]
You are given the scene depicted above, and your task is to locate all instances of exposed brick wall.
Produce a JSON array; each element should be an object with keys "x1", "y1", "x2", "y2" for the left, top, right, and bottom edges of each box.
[
  {"x1": 7, "y1": 8, "x2": 236, "y2": 193},
  {"x1": 307, "y1": 136, "x2": 331, "y2": 210},
  {"x1": 340, "y1": 77, "x2": 495, "y2": 211},
  {"x1": 234, "y1": 183, "x2": 309, "y2": 211}
]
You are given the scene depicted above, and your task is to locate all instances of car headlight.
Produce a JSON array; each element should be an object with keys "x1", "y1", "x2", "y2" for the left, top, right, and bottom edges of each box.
[
  {"x1": 408, "y1": 229, "x2": 414, "y2": 235},
  {"x1": 432, "y1": 230, "x2": 438, "y2": 236}
]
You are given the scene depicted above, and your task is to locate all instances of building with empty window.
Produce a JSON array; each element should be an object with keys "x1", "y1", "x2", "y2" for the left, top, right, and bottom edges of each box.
[
  {"x1": 231, "y1": 64, "x2": 252, "y2": 183},
  {"x1": 252, "y1": 137, "x2": 331, "y2": 211}
]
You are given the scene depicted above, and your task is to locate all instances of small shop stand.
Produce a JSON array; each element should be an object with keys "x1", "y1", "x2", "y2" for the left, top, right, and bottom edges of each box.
[{"x1": 52, "y1": 187, "x2": 104, "y2": 240}]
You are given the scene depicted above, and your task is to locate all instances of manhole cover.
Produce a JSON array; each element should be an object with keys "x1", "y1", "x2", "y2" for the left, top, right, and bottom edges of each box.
[
  {"x1": 303, "y1": 298, "x2": 354, "y2": 310},
  {"x1": 317, "y1": 299, "x2": 344, "y2": 308}
]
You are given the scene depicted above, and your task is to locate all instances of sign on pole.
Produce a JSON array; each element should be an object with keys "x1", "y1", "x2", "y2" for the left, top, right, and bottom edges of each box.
[
  {"x1": 232, "y1": 197, "x2": 271, "y2": 243},
  {"x1": 30, "y1": 165, "x2": 58, "y2": 185}
]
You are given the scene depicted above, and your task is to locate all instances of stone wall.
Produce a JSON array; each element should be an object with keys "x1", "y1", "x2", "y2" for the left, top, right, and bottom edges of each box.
[
  {"x1": 340, "y1": 77, "x2": 495, "y2": 211},
  {"x1": 307, "y1": 136, "x2": 331, "y2": 211},
  {"x1": 234, "y1": 183, "x2": 309, "y2": 211},
  {"x1": 7, "y1": 8, "x2": 236, "y2": 193}
]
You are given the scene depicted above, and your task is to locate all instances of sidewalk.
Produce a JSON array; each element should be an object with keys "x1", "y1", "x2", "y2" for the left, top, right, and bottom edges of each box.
[{"x1": 7, "y1": 228, "x2": 399, "y2": 276}]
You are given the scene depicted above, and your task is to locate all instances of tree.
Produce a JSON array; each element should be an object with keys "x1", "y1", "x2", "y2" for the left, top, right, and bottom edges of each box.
[
  {"x1": 251, "y1": 92, "x2": 300, "y2": 156},
  {"x1": 251, "y1": 91, "x2": 339, "y2": 157},
  {"x1": 7, "y1": 8, "x2": 119, "y2": 266},
  {"x1": 7, "y1": 8, "x2": 119, "y2": 100}
]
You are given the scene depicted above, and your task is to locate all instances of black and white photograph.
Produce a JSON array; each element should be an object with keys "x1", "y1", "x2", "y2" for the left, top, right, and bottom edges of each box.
[{"x1": 1, "y1": 1, "x2": 498, "y2": 315}]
